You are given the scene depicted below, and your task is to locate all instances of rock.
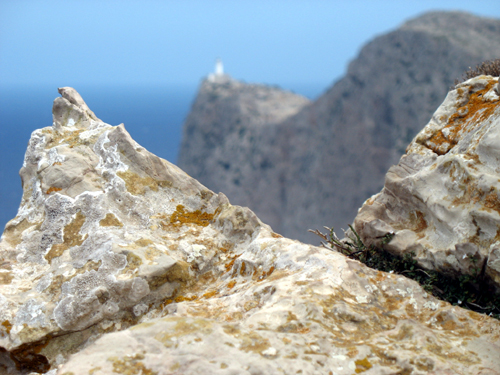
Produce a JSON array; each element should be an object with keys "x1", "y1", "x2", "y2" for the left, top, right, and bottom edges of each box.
[
  {"x1": 354, "y1": 75, "x2": 500, "y2": 292},
  {"x1": 177, "y1": 77, "x2": 309, "y2": 232},
  {"x1": 1, "y1": 88, "x2": 499, "y2": 374},
  {"x1": 178, "y1": 11, "x2": 500, "y2": 243}
]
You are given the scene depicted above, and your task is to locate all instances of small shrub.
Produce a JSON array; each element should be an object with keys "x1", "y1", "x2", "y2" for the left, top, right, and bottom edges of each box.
[
  {"x1": 455, "y1": 58, "x2": 500, "y2": 85},
  {"x1": 310, "y1": 226, "x2": 500, "y2": 319}
]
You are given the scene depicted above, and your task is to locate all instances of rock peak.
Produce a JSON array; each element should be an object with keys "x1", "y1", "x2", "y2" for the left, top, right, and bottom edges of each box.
[{"x1": 52, "y1": 86, "x2": 101, "y2": 130}]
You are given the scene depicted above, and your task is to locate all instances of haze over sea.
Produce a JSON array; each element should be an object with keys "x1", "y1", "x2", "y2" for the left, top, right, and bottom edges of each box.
[{"x1": 0, "y1": 83, "x2": 323, "y2": 230}]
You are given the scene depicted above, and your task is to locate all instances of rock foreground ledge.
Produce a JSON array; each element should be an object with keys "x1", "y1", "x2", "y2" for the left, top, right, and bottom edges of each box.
[
  {"x1": 0, "y1": 88, "x2": 499, "y2": 374},
  {"x1": 355, "y1": 76, "x2": 500, "y2": 293}
]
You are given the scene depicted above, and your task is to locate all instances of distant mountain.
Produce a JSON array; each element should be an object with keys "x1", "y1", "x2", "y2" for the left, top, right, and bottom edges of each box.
[
  {"x1": 178, "y1": 11, "x2": 500, "y2": 242},
  {"x1": 177, "y1": 75, "x2": 309, "y2": 229}
]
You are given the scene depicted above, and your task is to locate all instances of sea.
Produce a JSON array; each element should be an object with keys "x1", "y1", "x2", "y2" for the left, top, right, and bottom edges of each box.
[{"x1": 0, "y1": 82, "x2": 324, "y2": 232}]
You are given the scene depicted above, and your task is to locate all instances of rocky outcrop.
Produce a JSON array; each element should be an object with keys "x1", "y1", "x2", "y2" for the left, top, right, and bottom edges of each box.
[
  {"x1": 354, "y1": 75, "x2": 500, "y2": 292},
  {"x1": 1, "y1": 88, "x2": 499, "y2": 374},
  {"x1": 177, "y1": 76, "x2": 309, "y2": 230},
  {"x1": 178, "y1": 11, "x2": 500, "y2": 243}
]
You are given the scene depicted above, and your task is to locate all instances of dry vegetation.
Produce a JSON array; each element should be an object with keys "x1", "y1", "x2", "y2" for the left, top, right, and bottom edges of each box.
[{"x1": 455, "y1": 58, "x2": 500, "y2": 85}]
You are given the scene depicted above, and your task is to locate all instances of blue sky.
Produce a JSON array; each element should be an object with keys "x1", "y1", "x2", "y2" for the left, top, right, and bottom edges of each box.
[{"x1": 2, "y1": 0, "x2": 500, "y2": 91}]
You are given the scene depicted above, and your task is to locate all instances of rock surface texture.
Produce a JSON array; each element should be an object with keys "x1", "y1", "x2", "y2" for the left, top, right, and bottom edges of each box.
[
  {"x1": 0, "y1": 88, "x2": 499, "y2": 374},
  {"x1": 178, "y1": 11, "x2": 500, "y2": 243},
  {"x1": 354, "y1": 75, "x2": 500, "y2": 293}
]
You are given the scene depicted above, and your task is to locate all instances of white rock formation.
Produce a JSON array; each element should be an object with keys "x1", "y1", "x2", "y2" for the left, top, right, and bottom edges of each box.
[
  {"x1": 0, "y1": 87, "x2": 499, "y2": 374},
  {"x1": 355, "y1": 75, "x2": 500, "y2": 292}
]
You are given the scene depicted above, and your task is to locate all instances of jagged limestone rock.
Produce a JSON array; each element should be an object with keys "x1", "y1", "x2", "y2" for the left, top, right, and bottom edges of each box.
[
  {"x1": 0, "y1": 88, "x2": 499, "y2": 374},
  {"x1": 354, "y1": 75, "x2": 500, "y2": 292}
]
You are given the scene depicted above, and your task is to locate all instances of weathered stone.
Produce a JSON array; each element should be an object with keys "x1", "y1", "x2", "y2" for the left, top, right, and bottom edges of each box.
[
  {"x1": 1, "y1": 88, "x2": 499, "y2": 374},
  {"x1": 354, "y1": 75, "x2": 500, "y2": 292}
]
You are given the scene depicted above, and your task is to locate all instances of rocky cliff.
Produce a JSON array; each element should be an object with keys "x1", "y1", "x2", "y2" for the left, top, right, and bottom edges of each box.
[
  {"x1": 178, "y1": 11, "x2": 500, "y2": 242},
  {"x1": 1, "y1": 88, "x2": 499, "y2": 374},
  {"x1": 177, "y1": 75, "x2": 309, "y2": 231}
]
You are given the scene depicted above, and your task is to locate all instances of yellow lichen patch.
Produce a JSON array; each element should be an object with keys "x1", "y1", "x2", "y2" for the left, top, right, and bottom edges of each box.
[
  {"x1": 99, "y1": 213, "x2": 123, "y2": 227},
  {"x1": 238, "y1": 332, "x2": 271, "y2": 354},
  {"x1": 154, "y1": 318, "x2": 213, "y2": 348},
  {"x1": 135, "y1": 238, "x2": 154, "y2": 247},
  {"x1": 452, "y1": 180, "x2": 500, "y2": 216},
  {"x1": 123, "y1": 252, "x2": 143, "y2": 273},
  {"x1": 2, "y1": 320, "x2": 12, "y2": 334},
  {"x1": 452, "y1": 180, "x2": 484, "y2": 207},
  {"x1": 117, "y1": 170, "x2": 171, "y2": 195},
  {"x1": 46, "y1": 186, "x2": 62, "y2": 194},
  {"x1": 43, "y1": 126, "x2": 94, "y2": 149},
  {"x1": 174, "y1": 295, "x2": 198, "y2": 303},
  {"x1": 45, "y1": 211, "x2": 88, "y2": 263},
  {"x1": 355, "y1": 357, "x2": 373, "y2": 373},
  {"x1": 202, "y1": 290, "x2": 217, "y2": 299},
  {"x1": 0, "y1": 271, "x2": 13, "y2": 285},
  {"x1": 108, "y1": 353, "x2": 157, "y2": 375},
  {"x1": 255, "y1": 266, "x2": 275, "y2": 282},
  {"x1": 484, "y1": 189, "x2": 500, "y2": 214},
  {"x1": 239, "y1": 261, "x2": 247, "y2": 276},
  {"x1": 224, "y1": 254, "x2": 241, "y2": 273},
  {"x1": 170, "y1": 205, "x2": 221, "y2": 227},
  {"x1": 227, "y1": 280, "x2": 237, "y2": 289},
  {"x1": 147, "y1": 260, "x2": 190, "y2": 290},
  {"x1": 424, "y1": 79, "x2": 499, "y2": 155}
]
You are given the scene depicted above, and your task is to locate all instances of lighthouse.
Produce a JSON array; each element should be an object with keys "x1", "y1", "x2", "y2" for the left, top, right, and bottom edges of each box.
[
  {"x1": 208, "y1": 58, "x2": 229, "y2": 82},
  {"x1": 215, "y1": 58, "x2": 224, "y2": 76}
]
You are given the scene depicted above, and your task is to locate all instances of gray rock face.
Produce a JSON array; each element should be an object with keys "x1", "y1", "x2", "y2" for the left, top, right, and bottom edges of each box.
[
  {"x1": 178, "y1": 11, "x2": 500, "y2": 242},
  {"x1": 177, "y1": 77, "x2": 309, "y2": 231},
  {"x1": 2, "y1": 88, "x2": 499, "y2": 374},
  {"x1": 354, "y1": 75, "x2": 500, "y2": 292}
]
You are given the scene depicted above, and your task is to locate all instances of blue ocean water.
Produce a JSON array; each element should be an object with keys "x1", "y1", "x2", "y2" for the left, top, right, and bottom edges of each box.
[{"x1": 0, "y1": 82, "x2": 324, "y2": 232}]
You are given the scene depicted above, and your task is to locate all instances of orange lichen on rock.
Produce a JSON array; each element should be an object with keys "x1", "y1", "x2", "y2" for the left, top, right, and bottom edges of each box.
[
  {"x1": 170, "y1": 205, "x2": 220, "y2": 227},
  {"x1": 202, "y1": 290, "x2": 217, "y2": 299},
  {"x1": 425, "y1": 79, "x2": 499, "y2": 155},
  {"x1": 46, "y1": 186, "x2": 62, "y2": 194},
  {"x1": 117, "y1": 170, "x2": 172, "y2": 195},
  {"x1": 174, "y1": 295, "x2": 198, "y2": 303}
]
